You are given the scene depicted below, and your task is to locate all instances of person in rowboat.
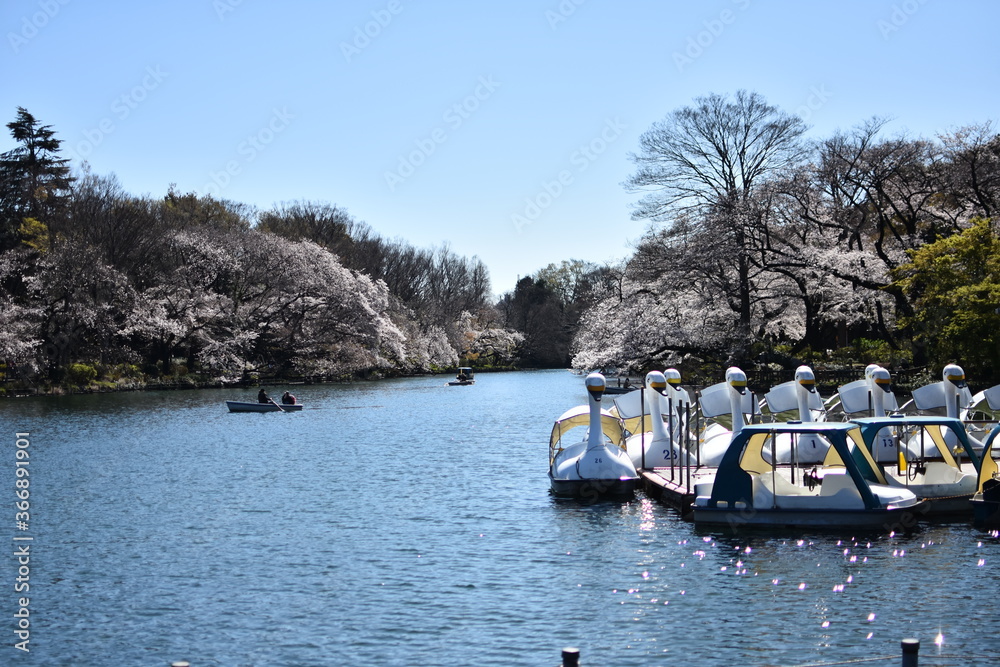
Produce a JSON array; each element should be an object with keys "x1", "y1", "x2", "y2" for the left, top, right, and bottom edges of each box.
[
  {"x1": 258, "y1": 388, "x2": 269, "y2": 404},
  {"x1": 281, "y1": 391, "x2": 296, "y2": 405}
]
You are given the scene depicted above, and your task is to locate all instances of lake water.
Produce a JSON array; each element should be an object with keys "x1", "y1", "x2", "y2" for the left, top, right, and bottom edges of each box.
[{"x1": 1, "y1": 370, "x2": 998, "y2": 666}]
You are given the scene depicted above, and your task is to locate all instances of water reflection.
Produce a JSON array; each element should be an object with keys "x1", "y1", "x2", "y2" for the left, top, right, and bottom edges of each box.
[{"x1": 1, "y1": 372, "x2": 998, "y2": 665}]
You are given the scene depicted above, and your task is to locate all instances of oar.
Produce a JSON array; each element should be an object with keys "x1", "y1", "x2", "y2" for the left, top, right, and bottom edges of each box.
[{"x1": 270, "y1": 397, "x2": 286, "y2": 412}]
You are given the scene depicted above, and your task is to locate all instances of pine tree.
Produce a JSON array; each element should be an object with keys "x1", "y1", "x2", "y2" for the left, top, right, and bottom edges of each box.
[{"x1": 0, "y1": 107, "x2": 74, "y2": 250}]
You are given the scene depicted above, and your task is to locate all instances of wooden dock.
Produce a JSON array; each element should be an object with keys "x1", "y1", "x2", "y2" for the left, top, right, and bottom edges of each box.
[{"x1": 639, "y1": 466, "x2": 717, "y2": 518}]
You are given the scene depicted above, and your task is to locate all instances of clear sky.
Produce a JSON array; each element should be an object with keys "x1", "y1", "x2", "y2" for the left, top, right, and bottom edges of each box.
[{"x1": 3, "y1": 0, "x2": 998, "y2": 296}]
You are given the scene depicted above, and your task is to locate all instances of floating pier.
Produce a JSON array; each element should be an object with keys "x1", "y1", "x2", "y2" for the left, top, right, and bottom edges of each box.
[{"x1": 639, "y1": 464, "x2": 717, "y2": 518}]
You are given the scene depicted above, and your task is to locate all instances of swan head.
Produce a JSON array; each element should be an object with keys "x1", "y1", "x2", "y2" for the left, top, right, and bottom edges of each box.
[
  {"x1": 794, "y1": 365, "x2": 817, "y2": 393},
  {"x1": 726, "y1": 366, "x2": 748, "y2": 395},
  {"x1": 645, "y1": 370, "x2": 667, "y2": 395},
  {"x1": 943, "y1": 363, "x2": 966, "y2": 388},
  {"x1": 585, "y1": 372, "x2": 606, "y2": 403},
  {"x1": 664, "y1": 368, "x2": 683, "y2": 388},
  {"x1": 871, "y1": 366, "x2": 892, "y2": 393},
  {"x1": 864, "y1": 363, "x2": 882, "y2": 379}
]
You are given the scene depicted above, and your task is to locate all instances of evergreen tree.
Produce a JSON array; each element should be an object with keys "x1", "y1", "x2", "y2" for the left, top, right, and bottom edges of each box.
[
  {"x1": 893, "y1": 217, "x2": 1000, "y2": 380},
  {"x1": 0, "y1": 107, "x2": 74, "y2": 250}
]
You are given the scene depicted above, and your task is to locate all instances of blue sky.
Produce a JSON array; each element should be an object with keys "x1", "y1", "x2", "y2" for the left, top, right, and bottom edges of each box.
[{"x1": 3, "y1": 0, "x2": 998, "y2": 295}]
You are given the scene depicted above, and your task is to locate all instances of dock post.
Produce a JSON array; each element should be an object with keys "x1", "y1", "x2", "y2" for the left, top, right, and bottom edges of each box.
[
  {"x1": 901, "y1": 638, "x2": 919, "y2": 667},
  {"x1": 561, "y1": 646, "x2": 580, "y2": 666}
]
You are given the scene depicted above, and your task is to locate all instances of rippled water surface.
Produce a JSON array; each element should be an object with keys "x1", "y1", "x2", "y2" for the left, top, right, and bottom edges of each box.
[{"x1": 2, "y1": 370, "x2": 999, "y2": 666}]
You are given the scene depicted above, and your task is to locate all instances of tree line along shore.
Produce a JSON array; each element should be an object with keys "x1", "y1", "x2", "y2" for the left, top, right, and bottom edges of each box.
[{"x1": 2, "y1": 92, "x2": 999, "y2": 395}]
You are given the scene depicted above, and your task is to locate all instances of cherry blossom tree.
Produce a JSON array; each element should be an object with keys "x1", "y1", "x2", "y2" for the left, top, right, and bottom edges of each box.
[{"x1": 624, "y1": 91, "x2": 808, "y2": 362}]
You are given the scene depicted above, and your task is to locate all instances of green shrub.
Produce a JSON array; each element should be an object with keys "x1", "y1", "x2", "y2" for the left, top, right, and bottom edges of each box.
[{"x1": 65, "y1": 363, "x2": 98, "y2": 386}]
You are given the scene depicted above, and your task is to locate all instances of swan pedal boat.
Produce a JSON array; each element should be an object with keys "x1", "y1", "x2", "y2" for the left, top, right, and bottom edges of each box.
[
  {"x1": 692, "y1": 421, "x2": 926, "y2": 529},
  {"x1": 549, "y1": 373, "x2": 639, "y2": 499},
  {"x1": 226, "y1": 401, "x2": 303, "y2": 413}
]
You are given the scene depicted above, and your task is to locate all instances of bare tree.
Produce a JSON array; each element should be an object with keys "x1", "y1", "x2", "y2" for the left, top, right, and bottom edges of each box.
[
  {"x1": 624, "y1": 90, "x2": 808, "y2": 362},
  {"x1": 938, "y1": 122, "x2": 1000, "y2": 220}
]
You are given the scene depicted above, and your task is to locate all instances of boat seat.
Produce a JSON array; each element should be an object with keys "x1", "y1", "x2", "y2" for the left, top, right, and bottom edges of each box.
[
  {"x1": 753, "y1": 472, "x2": 815, "y2": 508},
  {"x1": 895, "y1": 462, "x2": 978, "y2": 496},
  {"x1": 753, "y1": 471, "x2": 866, "y2": 509},
  {"x1": 922, "y1": 462, "x2": 967, "y2": 486},
  {"x1": 820, "y1": 472, "x2": 860, "y2": 497}
]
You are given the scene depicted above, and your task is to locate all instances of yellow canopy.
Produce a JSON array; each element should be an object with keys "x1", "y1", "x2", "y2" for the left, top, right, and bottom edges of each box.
[{"x1": 548, "y1": 405, "x2": 627, "y2": 462}]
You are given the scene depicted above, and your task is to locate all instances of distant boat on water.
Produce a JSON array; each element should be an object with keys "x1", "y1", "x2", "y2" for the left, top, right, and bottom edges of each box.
[
  {"x1": 226, "y1": 400, "x2": 303, "y2": 413},
  {"x1": 448, "y1": 367, "x2": 475, "y2": 386}
]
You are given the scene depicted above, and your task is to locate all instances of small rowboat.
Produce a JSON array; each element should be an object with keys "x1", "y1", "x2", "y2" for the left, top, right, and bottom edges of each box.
[
  {"x1": 447, "y1": 366, "x2": 475, "y2": 386},
  {"x1": 226, "y1": 401, "x2": 303, "y2": 413}
]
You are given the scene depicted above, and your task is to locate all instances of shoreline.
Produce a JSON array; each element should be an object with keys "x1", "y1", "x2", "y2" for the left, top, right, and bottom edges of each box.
[{"x1": 0, "y1": 364, "x2": 535, "y2": 399}]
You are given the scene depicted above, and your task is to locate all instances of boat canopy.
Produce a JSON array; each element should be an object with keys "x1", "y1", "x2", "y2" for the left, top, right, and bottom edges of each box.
[
  {"x1": 851, "y1": 416, "x2": 982, "y2": 470},
  {"x1": 838, "y1": 378, "x2": 900, "y2": 414},
  {"x1": 699, "y1": 380, "x2": 757, "y2": 419},
  {"x1": 710, "y1": 423, "x2": 889, "y2": 510},
  {"x1": 548, "y1": 405, "x2": 626, "y2": 461},
  {"x1": 963, "y1": 384, "x2": 1000, "y2": 420},
  {"x1": 611, "y1": 386, "x2": 693, "y2": 435},
  {"x1": 911, "y1": 380, "x2": 973, "y2": 411},
  {"x1": 764, "y1": 380, "x2": 824, "y2": 415},
  {"x1": 977, "y1": 426, "x2": 1000, "y2": 495}
]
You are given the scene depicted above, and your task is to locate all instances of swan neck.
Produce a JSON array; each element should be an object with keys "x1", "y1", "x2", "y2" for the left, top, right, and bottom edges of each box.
[
  {"x1": 650, "y1": 390, "x2": 668, "y2": 441},
  {"x1": 588, "y1": 396, "x2": 604, "y2": 447},
  {"x1": 730, "y1": 389, "x2": 745, "y2": 434}
]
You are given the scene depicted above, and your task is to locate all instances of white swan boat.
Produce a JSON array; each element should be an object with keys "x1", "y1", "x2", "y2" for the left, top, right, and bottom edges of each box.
[
  {"x1": 692, "y1": 421, "x2": 926, "y2": 529},
  {"x1": 837, "y1": 365, "x2": 924, "y2": 462},
  {"x1": 911, "y1": 363, "x2": 974, "y2": 418},
  {"x1": 548, "y1": 372, "x2": 639, "y2": 499},
  {"x1": 697, "y1": 367, "x2": 755, "y2": 466},
  {"x1": 851, "y1": 415, "x2": 981, "y2": 514},
  {"x1": 910, "y1": 364, "x2": 988, "y2": 456},
  {"x1": 762, "y1": 365, "x2": 830, "y2": 464},
  {"x1": 615, "y1": 370, "x2": 696, "y2": 469},
  {"x1": 837, "y1": 364, "x2": 900, "y2": 418},
  {"x1": 961, "y1": 383, "x2": 1000, "y2": 454}
]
